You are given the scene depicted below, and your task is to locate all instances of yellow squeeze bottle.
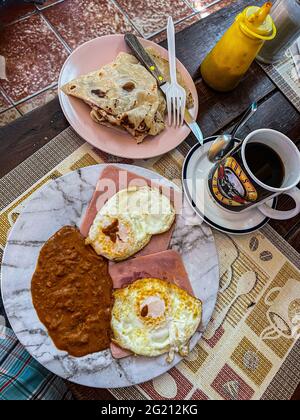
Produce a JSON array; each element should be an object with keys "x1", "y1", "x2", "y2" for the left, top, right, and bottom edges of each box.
[{"x1": 200, "y1": 2, "x2": 276, "y2": 92}]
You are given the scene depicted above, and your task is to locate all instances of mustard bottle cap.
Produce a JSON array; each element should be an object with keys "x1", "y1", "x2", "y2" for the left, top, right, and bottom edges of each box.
[{"x1": 239, "y1": 2, "x2": 276, "y2": 40}]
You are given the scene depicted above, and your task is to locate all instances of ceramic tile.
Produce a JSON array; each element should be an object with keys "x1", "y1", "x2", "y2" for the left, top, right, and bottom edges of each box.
[
  {"x1": 0, "y1": 108, "x2": 21, "y2": 127},
  {"x1": 35, "y1": 0, "x2": 64, "y2": 10},
  {"x1": 16, "y1": 86, "x2": 58, "y2": 115},
  {"x1": 187, "y1": 0, "x2": 221, "y2": 12},
  {"x1": 0, "y1": 14, "x2": 69, "y2": 103},
  {"x1": 0, "y1": 89, "x2": 11, "y2": 113},
  {"x1": 194, "y1": 0, "x2": 237, "y2": 15},
  {"x1": 115, "y1": 0, "x2": 195, "y2": 38},
  {"x1": 0, "y1": 3, "x2": 36, "y2": 25},
  {"x1": 43, "y1": 0, "x2": 137, "y2": 50},
  {"x1": 151, "y1": 14, "x2": 200, "y2": 43}
]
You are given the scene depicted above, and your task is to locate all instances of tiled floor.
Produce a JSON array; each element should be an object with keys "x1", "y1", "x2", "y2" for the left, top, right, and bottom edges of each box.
[{"x1": 0, "y1": 0, "x2": 236, "y2": 127}]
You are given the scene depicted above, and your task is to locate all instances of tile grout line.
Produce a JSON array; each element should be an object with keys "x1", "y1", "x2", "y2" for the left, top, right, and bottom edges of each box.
[
  {"x1": 39, "y1": 11, "x2": 72, "y2": 54},
  {"x1": 146, "y1": 11, "x2": 199, "y2": 40},
  {"x1": 186, "y1": 0, "x2": 231, "y2": 15},
  {"x1": 0, "y1": 87, "x2": 14, "y2": 107},
  {"x1": 2, "y1": 2, "x2": 201, "y2": 115},
  {"x1": 109, "y1": 0, "x2": 145, "y2": 37},
  {"x1": 1, "y1": 4, "x2": 202, "y2": 112},
  {"x1": 192, "y1": 0, "x2": 226, "y2": 14},
  {"x1": 1, "y1": 8, "x2": 69, "y2": 107},
  {"x1": 0, "y1": 105, "x2": 15, "y2": 115},
  {"x1": 183, "y1": 0, "x2": 200, "y2": 13},
  {"x1": 0, "y1": 0, "x2": 226, "y2": 121},
  {"x1": 0, "y1": 106, "x2": 23, "y2": 119},
  {"x1": 1, "y1": 0, "x2": 145, "y2": 114},
  {"x1": 111, "y1": 0, "x2": 196, "y2": 39},
  {"x1": 35, "y1": 0, "x2": 64, "y2": 12},
  {"x1": 13, "y1": 83, "x2": 58, "y2": 110},
  {"x1": 146, "y1": 0, "x2": 235, "y2": 41},
  {"x1": 145, "y1": 12, "x2": 198, "y2": 39},
  {"x1": 3, "y1": 10, "x2": 37, "y2": 28}
]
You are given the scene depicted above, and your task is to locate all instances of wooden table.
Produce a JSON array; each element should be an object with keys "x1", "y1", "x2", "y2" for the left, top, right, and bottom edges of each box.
[{"x1": 0, "y1": 0, "x2": 299, "y2": 400}]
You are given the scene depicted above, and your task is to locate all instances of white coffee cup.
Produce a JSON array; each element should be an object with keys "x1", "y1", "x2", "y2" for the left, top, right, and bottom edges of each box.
[
  {"x1": 242, "y1": 129, "x2": 300, "y2": 220},
  {"x1": 208, "y1": 129, "x2": 300, "y2": 219}
]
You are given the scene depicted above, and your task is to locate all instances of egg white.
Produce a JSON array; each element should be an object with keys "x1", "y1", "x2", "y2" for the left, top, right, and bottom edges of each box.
[
  {"x1": 87, "y1": 187, "x2": 175, "y2": 261},
  {"x1": 111, "y1": 278, "x2": 202, "y2": 362},
  {"x1": 99, "y1": 186, "x2": 175, "y2": 235},
  {"x1": 86, "y1": 213, "x2": 151, "y2": 261}
]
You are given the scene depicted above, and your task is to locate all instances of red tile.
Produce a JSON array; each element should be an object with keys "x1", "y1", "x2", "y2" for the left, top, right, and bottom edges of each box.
[
  {"x1": 0, "y1": 108, "x2": 21, "y2": 127},
  {"x1": 116, "y1": 0, "x2": 195, "y2": 37},
  {"x1": 16, "y1": 86, "x2": 58, "y2": 115},
  {"x1": 36, "y1": 0, "x2": 64, "y2": 10},
  {"x1": 0, "y1": 14, "x2": 69, "y2": 103},
  {"x1": 187, "y1": 0, "x2": 221, "y2": 12},
  {"x1": 43, "y1": 0, "x2": 137, "y2": 50},
  {"x1": 0, "y1": 89, "x2": 11, "y2": 113},
  {"x1": 0, "y1": 3, "x2": 36, "y2": 25},
  {"x1": 151, "y1": 14, "x2": 200, "y2": 43},
  {"x1": 193, "y1": 0, "x2": 238, "y2": 14}
]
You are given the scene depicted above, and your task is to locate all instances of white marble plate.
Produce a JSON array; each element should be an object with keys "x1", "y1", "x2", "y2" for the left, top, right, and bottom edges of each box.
[{"x1": 1, "y1": 164, "x2": 219, "y2": 388}]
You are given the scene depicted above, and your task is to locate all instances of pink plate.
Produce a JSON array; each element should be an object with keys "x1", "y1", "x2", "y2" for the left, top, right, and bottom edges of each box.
[{"x1": 58, "y1": 34, "x2": 198, "y2": 159}]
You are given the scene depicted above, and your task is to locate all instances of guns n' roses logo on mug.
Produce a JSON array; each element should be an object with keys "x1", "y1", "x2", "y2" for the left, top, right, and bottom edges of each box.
[
  {"x1": 208, "y1": 129, "x2": 300, "y2": 219},
  {"x1": 210, "y1": 156, "x2": 258, "y2": 209}
]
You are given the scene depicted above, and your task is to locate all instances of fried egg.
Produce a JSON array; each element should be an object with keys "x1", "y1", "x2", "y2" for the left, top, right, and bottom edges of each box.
[
  {"x1": 100, "y1": 186, "x2": 175, "y2": 235},
  {"x1": 111, "y1": 278, "x2": 202, "y2": 362},
  {"x1": 86, "y1": 186, "x2": 175, "y2": 261},
  {"x1": 86, "y1": 214, "x2": 151, "y2": 261}
]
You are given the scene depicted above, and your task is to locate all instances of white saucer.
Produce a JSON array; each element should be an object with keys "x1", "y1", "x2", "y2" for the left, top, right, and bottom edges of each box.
[{"x1": 182, "y1": 137, "x2": 276, "y2": 235}]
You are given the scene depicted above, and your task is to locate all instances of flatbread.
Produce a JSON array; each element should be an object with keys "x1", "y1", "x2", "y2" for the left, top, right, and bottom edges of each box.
[
  {"x1": 146, "y1": 47, "x2": 194, "y2": 109},
  {"x1": 61, "y1": 52, "x2": 166, "y2": 143},
  {"x1": 61, "y1": 48, "x2": 194, "y2": 143}
]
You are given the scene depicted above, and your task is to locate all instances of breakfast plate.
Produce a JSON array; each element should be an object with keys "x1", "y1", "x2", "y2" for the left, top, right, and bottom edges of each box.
[
  {"x1": 182, "y1": 137, "x2": 277, "y2": 235},
  {"x1": 58, "y1": 34, "x2": 198, "y2": 159},
  {"x1": 1, "y1": 164, "x2": 219, "y2": 388}
]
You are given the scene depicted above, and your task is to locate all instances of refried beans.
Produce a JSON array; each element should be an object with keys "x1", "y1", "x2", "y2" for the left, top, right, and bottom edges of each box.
[{"x1": 31, "y1": 226, "x2": 113, "y2": 357}]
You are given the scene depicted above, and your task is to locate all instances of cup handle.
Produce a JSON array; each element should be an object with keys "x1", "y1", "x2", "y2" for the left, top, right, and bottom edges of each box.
[{"x1": 258, "y1": 187, "x2": 300, "y2": 220}]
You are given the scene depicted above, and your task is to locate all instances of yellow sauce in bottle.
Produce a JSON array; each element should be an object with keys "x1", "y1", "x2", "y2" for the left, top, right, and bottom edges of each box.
[{"x1": 201, "y1": 3, "x2": 276, "y2": 92}]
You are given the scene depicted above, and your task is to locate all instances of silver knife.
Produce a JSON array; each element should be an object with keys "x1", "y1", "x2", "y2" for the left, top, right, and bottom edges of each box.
[{"x1": 124, "y1": 34, "x2": 204, "y2": 145}]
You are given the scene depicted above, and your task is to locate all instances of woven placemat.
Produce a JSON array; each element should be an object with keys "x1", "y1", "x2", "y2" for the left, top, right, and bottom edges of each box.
[
  {"x1": 259, "y1": 51, "x2": 300, "y2": 113},
  {"x1": 0, "y1": 127, "x2": 300, "y2": 400}
]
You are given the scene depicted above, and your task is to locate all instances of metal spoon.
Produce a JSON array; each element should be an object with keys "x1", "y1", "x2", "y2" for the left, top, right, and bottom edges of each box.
[{"x1": 208, "y1": 102, "x2": 258, "y2": 163}]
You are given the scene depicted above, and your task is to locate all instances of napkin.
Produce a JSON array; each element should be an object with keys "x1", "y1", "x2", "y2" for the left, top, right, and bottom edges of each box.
[{"x1": 290, "y1": 38, "x2": 300, "y2": 81}]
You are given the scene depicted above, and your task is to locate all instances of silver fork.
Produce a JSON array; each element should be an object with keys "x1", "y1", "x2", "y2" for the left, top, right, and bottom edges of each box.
[{"x1": 166, "y1": 16, "x2": 186, "y2": 127}]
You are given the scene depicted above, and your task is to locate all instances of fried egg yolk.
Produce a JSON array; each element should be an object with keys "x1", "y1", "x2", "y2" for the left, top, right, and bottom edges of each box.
[
  {"x1": 87, "y1": 186, "x2": 175, "y2": 261},
  {"x1": 111, "y1": 278, "x2": 202, "y2": 362}
]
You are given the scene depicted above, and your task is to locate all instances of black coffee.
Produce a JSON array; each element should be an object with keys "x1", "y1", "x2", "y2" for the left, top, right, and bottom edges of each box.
[{"x1": 245, "y1": 143, "x2": 285, "y2": 188}]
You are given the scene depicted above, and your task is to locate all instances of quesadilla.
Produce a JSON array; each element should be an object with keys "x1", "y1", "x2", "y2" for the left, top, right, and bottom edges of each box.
[{"x1": 61, "y1": 49, "x2": 194, "y2": 143}]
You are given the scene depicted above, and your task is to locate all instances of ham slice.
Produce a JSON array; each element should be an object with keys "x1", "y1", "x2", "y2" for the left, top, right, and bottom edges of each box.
[
  {"x1": 109, "y1": 249, "x2": 193, "y2": 295},
  {"x1": 80, "y1": 166, "x2": 186, "y2": 360},
  {"x1": 109, "y1": 250, "x2": 194, "y2": 359},
  {"x1": 80, "y1": 165, "x2": 181, "y2": 257},
  {"x1": 110, "y1": 342, "x2": 132, "y2": 359}
]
